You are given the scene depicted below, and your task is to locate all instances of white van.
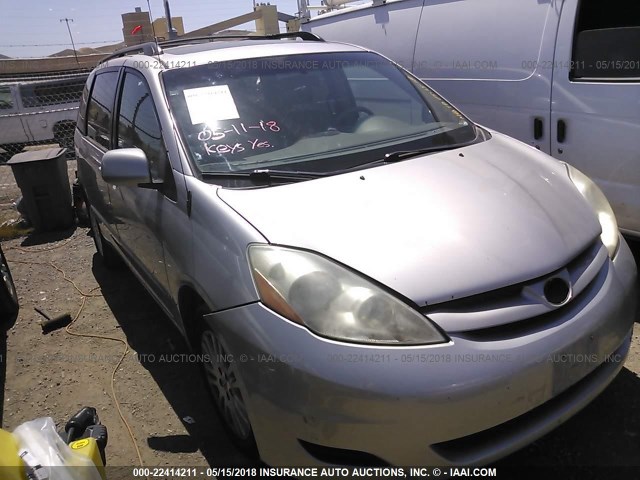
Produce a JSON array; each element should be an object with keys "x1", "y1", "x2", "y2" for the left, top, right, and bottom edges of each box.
[
  {"x1": 302, "y1": 0, "x2": 640, "y2": 237},
  {"x1": 0, "y1": 73, "x2": 87, "y2": 157}
]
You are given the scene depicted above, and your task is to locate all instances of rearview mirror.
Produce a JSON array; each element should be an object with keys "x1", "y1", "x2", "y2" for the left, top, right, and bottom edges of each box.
[{"x1": 101, "y1": 148, "x2": 151, "y2": 187}]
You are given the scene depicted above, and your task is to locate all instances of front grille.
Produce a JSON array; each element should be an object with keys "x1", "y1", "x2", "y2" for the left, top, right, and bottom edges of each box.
[
  {"x1": 423, "y1": 239, "x2": 607, "y2": 335},
  {"x1": 457, "y1": 258, "x2": 608, "y2": 342}
]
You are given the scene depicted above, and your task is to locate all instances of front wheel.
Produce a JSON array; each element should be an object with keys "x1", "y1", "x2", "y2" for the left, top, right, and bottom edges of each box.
[{"x1": 197, "y1": 307, "x2": 257, "y2": 453}]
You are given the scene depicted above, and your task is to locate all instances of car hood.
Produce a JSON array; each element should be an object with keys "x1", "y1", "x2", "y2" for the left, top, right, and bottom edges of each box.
[{"x1": 218, "y1": 133, "x2": 601, "y2": 307}]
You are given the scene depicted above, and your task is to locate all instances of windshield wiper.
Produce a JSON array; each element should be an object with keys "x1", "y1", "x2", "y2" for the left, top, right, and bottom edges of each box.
[
  {"x1": 201, "y1": 169, "x2": 325, "y2": 184},
  {"x1": 335, "y1": 142, "x2": 471, "y2": 175},
  {"x1": 249, "y1": 169, "x2": 327, "y2": 182},
  {"x1": 382, "y1": 144, "x2": 465, "y2": 163},
  {"x1": 339, "y1": 132, "x2": 483, "y2": 174}
]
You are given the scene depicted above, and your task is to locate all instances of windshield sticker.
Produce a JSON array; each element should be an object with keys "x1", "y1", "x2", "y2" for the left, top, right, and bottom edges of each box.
[
  {"x1": 197, "y1": 120, "x2": 280, "y2": 142},
  {"x1": 183, "y1": 85, "x2": 240, "y2": 125},
  {"x1": 195, "y1": 120, "x2": 281, "y2": 157},
  {"x1": 202, "y1": 138, "x2": 273, "y2": 157}
]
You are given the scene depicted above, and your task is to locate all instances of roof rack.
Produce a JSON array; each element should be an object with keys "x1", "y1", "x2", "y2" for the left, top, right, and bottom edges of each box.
[
  {"x1": 268, "y1": 31, "x2": 324, "y2": 41},
  {"x1": 160, "y1": 31, "x2": 324, "y2": 48},
  {"x1": 255, "y1": 31, "x2": 324, "y2": 42},
  {"x1": 98, "y1": 42, "x2": 162, "y2": 65},
  {"x1": 97, "y1": 32, "x2": 324, "y2": 65}
]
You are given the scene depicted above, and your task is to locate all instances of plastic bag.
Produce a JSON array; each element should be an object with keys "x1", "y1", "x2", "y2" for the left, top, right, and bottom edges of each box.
[{"x1": 13, "y1": 417, "x2": 101, "y2": 480}]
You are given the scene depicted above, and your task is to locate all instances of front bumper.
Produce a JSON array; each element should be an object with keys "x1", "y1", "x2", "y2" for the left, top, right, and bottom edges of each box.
[{"x1": 204, "y1": 238, "x2": 638, "y2": 466}]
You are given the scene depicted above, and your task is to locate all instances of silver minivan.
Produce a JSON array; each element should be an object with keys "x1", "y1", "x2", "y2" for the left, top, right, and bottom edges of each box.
[{"x1": 76, "y1": 34, "x2": 637, "y2": 466}]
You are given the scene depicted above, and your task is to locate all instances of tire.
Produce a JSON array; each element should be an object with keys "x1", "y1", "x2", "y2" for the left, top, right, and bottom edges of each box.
[
  {"x1": 87, "y1": 200, "x2": 121, "y2": 269},
  {"x1": 72, "y1": 182, "x2": 90, "y2": 227},
  {"x1": 0, "y1": 244, "x2": 19, "y2": 329},
  {"x1": 195, "y1": 305, "x2": 257, "y2": 454}
]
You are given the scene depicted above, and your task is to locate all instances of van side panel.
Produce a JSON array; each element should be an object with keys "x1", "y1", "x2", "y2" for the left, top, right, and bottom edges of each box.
[
  {"x1": 304, "y1": 0, "x2": 425, "y2": 70},
  {"x1": 0, "y1": 86, "x2": 28, "y2": 150},
  {"x1": 0, "y1": 75, "x2": 86, "y2": 152},
  {"x1": 412, "y1": 0, "x2": 562, "y2": 153},
  {"x1": 20, "y1": 107, "x2": 79, "y2": 143},
  {"x1": 551, "y1": 0, "x2": 640, "y2": 236}
]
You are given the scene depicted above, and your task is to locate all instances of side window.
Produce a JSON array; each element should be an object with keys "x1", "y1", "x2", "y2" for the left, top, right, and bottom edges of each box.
[
  {"x1": 86, "y1": 71, "x2": 119, "y2": 149},
  {"x1": 0, "y1": 86, "x2": 14, "y2": 110},
  {"x1": 572, "y1": 0, "x2": 640, "y2": 79},
  {"x1": 116, "y1": 72, "x2": 169, "y2": 184}
]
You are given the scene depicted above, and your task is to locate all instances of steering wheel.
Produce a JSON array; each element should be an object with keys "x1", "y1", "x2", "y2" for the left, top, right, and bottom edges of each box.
[{"x1": 334, "y1": 106, "x2": 374, "y2": 128}]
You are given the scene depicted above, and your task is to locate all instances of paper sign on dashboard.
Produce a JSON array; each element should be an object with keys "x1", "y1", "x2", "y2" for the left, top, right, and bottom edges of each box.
[{"x1": 183, "y1": 85, "x2": 240, "y2": 125}]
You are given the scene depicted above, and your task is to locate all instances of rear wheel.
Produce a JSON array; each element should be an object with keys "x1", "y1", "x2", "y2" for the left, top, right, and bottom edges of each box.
[
  {"x1": 87, "y1": 199, "x2": 121, "y2": 269},
  {"x1": 196, "y1": 306, "x2": 257, "y2": 453}
]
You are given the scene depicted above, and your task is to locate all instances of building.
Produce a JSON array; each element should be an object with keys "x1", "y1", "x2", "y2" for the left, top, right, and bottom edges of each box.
[
  {"x1": 152, "y1": 17, "x2": 186, "y2": 41},
  {"x1": 121, "y1": 7, "x2": 154, "y2": 45},
  {"x1": 121, "y1": 7, "x2": 184, "y2": 45}
]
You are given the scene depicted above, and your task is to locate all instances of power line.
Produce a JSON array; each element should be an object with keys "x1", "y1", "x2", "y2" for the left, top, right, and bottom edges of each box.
[{"x1": 0, "y1": 41, "x2": 121, "y2": 47}]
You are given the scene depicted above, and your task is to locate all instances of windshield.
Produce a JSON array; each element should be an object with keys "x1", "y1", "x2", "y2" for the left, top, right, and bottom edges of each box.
[{"x1": 162, "y1": 51, "x2": 478, "y2": 176}]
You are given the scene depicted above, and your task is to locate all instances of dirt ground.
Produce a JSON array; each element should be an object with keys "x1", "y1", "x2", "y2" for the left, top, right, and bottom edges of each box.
[{"x1": 0, "y1": 159, "x2": 638, "y2": 476}]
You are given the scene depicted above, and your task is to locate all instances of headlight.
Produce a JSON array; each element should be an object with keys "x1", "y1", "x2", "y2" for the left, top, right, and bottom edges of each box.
[
  {"x1": 565, "y1": 164, "x2": 619, "y2": 258},
  {"x1": 248, "y1": 245, "x2": 447, "y2": 345}
]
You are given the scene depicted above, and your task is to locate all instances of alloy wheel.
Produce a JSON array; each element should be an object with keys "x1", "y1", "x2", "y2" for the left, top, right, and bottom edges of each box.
[{"x1": 200, "y1": 330, "x2": 252, "y2": 441}]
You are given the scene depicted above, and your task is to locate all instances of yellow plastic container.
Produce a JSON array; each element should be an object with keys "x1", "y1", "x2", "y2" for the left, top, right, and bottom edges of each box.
[
  {"x1": 0, "y1": 428, "x2": 105, "y2": 480},
  {"x1": 69, "y1": 437, "x2": 105, "y2": 480},
  {"x1": 0, "y1": 428, "x2": 26, "y2": 480}
]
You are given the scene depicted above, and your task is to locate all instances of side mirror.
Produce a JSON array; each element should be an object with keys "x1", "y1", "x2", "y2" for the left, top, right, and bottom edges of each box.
[{"x1": 101, "y1": 148, "x2": 151, "y2": 187}]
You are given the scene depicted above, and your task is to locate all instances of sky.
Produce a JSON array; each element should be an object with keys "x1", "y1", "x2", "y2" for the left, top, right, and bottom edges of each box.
[{"x1": 0, "y1": 0, "x2": 303, "y2": 58}]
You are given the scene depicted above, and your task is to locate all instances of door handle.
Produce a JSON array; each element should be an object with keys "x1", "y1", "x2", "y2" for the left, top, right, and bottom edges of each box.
[
  {"x1": 534, "y1": 118, "x2": 544, "y2": 140},
  {"x1": 557, "y1": 119, "x2": 567, "y2": 143}
]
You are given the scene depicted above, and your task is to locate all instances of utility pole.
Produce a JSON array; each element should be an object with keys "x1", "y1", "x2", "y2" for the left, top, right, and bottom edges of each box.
[
  {"x1": 298, "y1": 0, "x2": 310, "y2": 19},
  {"x1": 164, "y1": 0, "x2": 178, "y2": 40},
  {"x1": 60, "y1": 18, "x2": 79, "y2": 64}
]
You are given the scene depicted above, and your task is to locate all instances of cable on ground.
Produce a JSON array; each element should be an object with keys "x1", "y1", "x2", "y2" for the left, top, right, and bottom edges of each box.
[{"x1": 6, "y1": 236, "x2": 147, "y2": 475}]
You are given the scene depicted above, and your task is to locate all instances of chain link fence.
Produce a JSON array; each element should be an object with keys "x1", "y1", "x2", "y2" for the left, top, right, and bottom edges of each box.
[
  {"x1": 0, "y1": 71, "x2": 87, "y2": 236},
  {"x1": 0, "y1": 71, "x2": 88, "y2": 159}
]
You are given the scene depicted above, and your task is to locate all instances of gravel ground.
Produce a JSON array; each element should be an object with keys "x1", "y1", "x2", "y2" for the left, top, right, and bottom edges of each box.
[
  {"x1": 1, "y1": 228, "x2": 251, "y2": 471},
  {"x1": 0, "y1": 161, "x2": 638, "y2": 475}
]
